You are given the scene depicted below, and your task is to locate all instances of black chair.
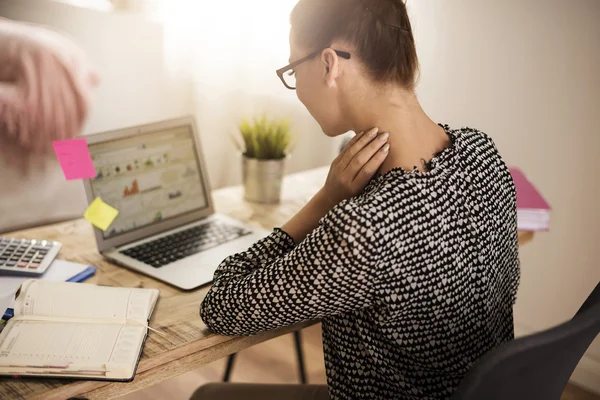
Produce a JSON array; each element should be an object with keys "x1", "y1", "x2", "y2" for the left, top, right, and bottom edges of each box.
[
  {"x1": 223, "y1": 330, "x2": 307, "y2": 383},
  {"x1": 451, "y1": 281, "x2": 600, "y2": 400}
]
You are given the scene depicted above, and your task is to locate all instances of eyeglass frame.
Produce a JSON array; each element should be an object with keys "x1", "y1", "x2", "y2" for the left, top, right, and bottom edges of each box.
[{"x1": 276, "y1": 48, "x2": 351, "y2": 90}]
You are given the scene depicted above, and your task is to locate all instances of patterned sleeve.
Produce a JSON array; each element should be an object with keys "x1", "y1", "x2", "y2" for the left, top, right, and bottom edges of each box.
[{"x1": 200, "y1": 202, "x2": 382, "y2": 336}]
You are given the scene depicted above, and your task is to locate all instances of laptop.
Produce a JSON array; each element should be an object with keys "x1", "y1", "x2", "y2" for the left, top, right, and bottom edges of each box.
[{"x1": 82, "y1": 116, "x2": 270, "y2": 290}]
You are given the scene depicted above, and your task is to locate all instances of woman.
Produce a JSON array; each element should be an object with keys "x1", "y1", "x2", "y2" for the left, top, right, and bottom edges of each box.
[{"x1": 198, "y1": 0, "x2": 519, "y2": 399}]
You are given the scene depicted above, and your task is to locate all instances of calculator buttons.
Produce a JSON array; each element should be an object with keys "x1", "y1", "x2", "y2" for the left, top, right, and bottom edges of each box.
[{"x1": 0, "y1": 237, "x2": 61, "y2": 275}]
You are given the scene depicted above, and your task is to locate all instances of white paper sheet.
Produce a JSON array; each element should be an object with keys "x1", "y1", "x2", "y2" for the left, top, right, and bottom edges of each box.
[{"x1": 0, "y1": 259, "x2": 92, "y2": 314}]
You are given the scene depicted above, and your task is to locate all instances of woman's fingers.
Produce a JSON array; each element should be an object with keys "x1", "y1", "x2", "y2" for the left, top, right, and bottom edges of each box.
[
  {"x1": 343, "y1": 130, "x2": 365, "y2": 152},
  {"x1": 339, "y1": 127, "x2": 379, "y2": 170},
  {"x1": 336, "y1": 130, "x2": 365, "y2": 164},
  {"x1": 323, "y1": 127, "x2": 390, "y2": 205},
  {"x1": 347, "y1": 131, "x2": 389, "y2": 180},
  {"x1": 352, "y1": 142, "x2": 390, "y2": 190}
]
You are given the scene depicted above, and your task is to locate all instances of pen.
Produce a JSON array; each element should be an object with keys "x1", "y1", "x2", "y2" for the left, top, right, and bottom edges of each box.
[{"x1": 2, "y1": 309, "x2": 13, "y2": 321}]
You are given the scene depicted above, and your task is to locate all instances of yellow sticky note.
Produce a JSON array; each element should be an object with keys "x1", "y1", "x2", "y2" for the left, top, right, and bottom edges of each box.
[{"x1": 84, "y1": 197, "x2": 119, "y2": 231}]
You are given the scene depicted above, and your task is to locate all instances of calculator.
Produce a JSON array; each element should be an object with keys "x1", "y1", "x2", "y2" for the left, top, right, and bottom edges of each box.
[{"x1": 0, "y1": 237, "x2": 62, "y2": 275}]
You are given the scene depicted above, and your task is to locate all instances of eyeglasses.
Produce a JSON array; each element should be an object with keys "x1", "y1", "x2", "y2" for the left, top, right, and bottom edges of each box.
[{"x1": 276, "y1": 49, "x2": 351, "y2": 90}]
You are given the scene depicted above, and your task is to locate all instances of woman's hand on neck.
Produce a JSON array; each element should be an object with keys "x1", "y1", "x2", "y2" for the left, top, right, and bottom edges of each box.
[{"x1": 342, "y1": 84, "x2": 449, "y2": 174}]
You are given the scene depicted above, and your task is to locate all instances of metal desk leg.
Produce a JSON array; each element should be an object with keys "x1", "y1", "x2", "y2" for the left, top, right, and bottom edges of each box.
[
  {"x1": 222, "y1": 353, "x2": 237, "y2": 382},
  {"x1": 222, "y1": 330, "x2": 307, "y2": 384},
  {"x1": 294, "y1": 330, "x2": 307, "y2": 384}
]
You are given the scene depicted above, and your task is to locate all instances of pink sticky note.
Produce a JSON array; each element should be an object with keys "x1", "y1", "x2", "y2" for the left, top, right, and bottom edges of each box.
[{"x1": 53, "y1": 138, "x2": 97, "y2": 180}]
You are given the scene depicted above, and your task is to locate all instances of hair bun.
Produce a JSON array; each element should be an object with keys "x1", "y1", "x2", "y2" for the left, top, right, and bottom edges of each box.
[{"x1": 291, "y1": 0, "x2": 419, "y2": 88}]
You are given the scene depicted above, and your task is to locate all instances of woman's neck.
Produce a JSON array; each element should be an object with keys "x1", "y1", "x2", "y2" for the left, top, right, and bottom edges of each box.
[{"x1": 345, "y1": 88, "x2": 449, "y2": 174}]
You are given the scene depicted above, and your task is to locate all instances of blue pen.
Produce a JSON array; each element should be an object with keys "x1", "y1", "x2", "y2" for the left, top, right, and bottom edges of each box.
[
  {"x1": 2, "y1": 308, "x2": 13, "y2": 321},
  {"x1": 66, "y1": 266, "x2": 97, "y2": 283}
]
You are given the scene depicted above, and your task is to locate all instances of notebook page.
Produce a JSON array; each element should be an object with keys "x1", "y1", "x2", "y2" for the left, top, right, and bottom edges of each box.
[
  {"x1": 14, "y1": 280, "x2": 156, "y2": 323},
  {"x1": 0, "y1": 320, "x2": 145, "y2": 379}
]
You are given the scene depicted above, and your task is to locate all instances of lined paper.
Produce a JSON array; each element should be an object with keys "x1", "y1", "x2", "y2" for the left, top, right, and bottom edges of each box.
[
  {"x1": 15, "y1": 281, "x2": 155, "y2": 324},
  {"x1": 0, "y1": 321, "x2": 119, "y2": 366},
  {"x1": 0, "y1": 321, "x2": 145, "y2": 376}
]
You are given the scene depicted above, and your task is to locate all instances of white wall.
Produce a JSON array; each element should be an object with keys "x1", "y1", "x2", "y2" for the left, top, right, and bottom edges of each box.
[
  {"x1": 410, "y1": 0, "x2": 600, "y2": 392},
  {"x1": 150, "y1": 0, "x2": 341, "y2": 191}
]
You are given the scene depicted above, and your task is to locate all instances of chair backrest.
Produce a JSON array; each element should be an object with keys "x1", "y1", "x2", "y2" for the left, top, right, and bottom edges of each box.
[{"x1": 451, "y1": 281, "x2": 600, "y2": 400}]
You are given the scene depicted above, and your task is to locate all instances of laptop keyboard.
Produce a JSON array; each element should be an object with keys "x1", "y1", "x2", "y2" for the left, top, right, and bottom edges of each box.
[{"x1": 122, "y1": 221, "x2": 252, "y2": 268}]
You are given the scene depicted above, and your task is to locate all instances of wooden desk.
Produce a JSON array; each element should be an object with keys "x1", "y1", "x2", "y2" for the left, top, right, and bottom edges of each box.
[{"x1": 0, "y1": 166, "x2": 533, "y2": 400}]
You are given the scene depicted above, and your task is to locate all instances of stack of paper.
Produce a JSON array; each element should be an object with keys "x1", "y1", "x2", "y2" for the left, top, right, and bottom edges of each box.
[{"x1": 509, "y1": 167, "x2": 551, "y2": 231}]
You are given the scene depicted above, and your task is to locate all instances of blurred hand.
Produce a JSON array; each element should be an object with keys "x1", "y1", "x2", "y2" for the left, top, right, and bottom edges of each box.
[
  {"x1": 321, "y1": 127, "x2": 390, "y2": 206},
  {"x1": 0, "y1": 17, "x2": 99, "y2": 172}
]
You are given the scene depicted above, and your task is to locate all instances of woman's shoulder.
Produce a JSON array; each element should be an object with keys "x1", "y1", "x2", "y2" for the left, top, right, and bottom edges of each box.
[
  {"x1": 319, "y1": 196, "x2": 387, "y2": 241},
  {"x1": 452, "y1": 125, "x2": 510, "y2": 167},
  {"x1": 322, "y1": 197, "x2": 376, "y2": 226},
  {"x1": 452, "y1": 125, "x2": 500, "y2": 151}
]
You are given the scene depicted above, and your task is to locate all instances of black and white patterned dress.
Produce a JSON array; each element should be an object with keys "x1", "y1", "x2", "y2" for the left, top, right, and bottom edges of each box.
[{"x1": 200, "y1": 125, "x2": 520, "y2": 400}]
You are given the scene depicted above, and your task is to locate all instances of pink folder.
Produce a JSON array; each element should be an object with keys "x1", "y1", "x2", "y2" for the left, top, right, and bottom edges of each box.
[{"x1": 509, "y1": 167, "x2": 551, "y2": 211}]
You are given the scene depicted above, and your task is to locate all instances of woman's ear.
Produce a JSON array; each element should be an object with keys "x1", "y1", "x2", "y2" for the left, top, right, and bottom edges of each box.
[{"x1": 321, "y1": 48, "x2": 341, "y2": 88}]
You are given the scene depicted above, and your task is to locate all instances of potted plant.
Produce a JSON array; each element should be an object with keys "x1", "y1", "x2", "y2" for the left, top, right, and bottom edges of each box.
[{"x1": 231, "y1": 115, "x2": 297, "y2": 204}]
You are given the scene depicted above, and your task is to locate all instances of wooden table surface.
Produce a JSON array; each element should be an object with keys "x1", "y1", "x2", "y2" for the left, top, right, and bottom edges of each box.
[{"x1": 0, "y1": 166, "x2": 534, "y2": 400}]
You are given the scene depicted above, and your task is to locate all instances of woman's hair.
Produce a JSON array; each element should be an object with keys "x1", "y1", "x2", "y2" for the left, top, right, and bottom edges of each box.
[{"x1": 290, "y1": 0, "x2": 419, "y2": 89}]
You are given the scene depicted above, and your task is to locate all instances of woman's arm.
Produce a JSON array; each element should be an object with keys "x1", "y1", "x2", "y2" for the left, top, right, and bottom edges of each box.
[
  {"x1": 280, "y1": 188, "x2": 337, "y2": 245},
  {"x1": 200, "y1": 128, "x2": 391, "y2": 335},
  {"x1": 200, "y1": 202, "x2": 382, "y2": 336}
]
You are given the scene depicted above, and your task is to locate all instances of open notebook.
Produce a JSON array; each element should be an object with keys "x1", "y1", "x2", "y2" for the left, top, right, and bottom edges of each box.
[{"x1": 0, "y1": 280, "x2": 159, "y2": 381}]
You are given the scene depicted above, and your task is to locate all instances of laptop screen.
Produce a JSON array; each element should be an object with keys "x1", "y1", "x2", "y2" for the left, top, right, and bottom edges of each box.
[{"x1": 88, "y1": 125, "x2": 209, "y2": 239}]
